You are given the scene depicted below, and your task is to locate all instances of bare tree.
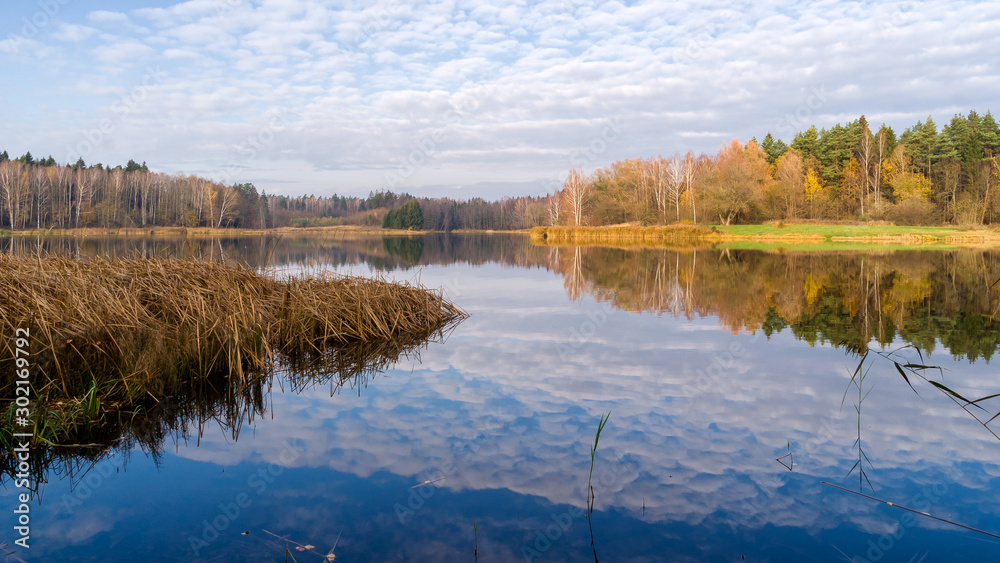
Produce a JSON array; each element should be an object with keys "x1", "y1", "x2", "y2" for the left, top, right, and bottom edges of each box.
[
  {"x1": 0, "y1": 161, "x2": 26, "y2": 229},
  {"x1": 547, "y1": 191, "x2": 562, "y2": 225},
  {"x1": 857, "y1": 122, "x2": 875, "y2": 216},
  {"x1": 562, "y1": 169, "x2": 591, "y2": 226},
  {"x1": 874, "y1": 128, "x2": 887, "y2": 213},
  {"x1": 648, "y1": 156, "x2": 670, "y2": 222},
  {"x1": 684, "y1": 152, "x2": 697, "y2": 223},
  {"x1": 108, "y1": 169, "x2": 127, "y2": 226},
  {"x1": 51, "y1": 165, "x2": 72, "y2": 228},
  {"x1": 774, "y1": 150, "x2": 804, "y2": 219},
  {"x1": 29, "y1": 166, "x2": 50, "y2": 229},
  {"x1": 216, "y1": 185, "x2": 239, "y2": 227},
  {"x1": 667, "y1": 154, "x2": 685, "y2": 221}
]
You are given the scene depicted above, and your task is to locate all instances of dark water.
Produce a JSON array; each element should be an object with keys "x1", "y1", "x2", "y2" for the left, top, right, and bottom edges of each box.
[{"x1": 3, "y1": 233, "x2": 1000, "y2": 562}]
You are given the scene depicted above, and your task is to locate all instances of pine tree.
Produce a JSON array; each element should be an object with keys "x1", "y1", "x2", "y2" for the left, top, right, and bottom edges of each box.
[{"x1": 761, "y1": 133, "x2": 788, "y2": 165}]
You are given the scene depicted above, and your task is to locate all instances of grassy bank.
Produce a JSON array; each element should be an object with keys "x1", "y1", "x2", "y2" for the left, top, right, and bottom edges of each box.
[
  {"x1": 530, "y1": 223, "x2": 1000, "y2": 247},
  {"x1": 0, "y1": 255, "x2": 465, "y2": 446}
]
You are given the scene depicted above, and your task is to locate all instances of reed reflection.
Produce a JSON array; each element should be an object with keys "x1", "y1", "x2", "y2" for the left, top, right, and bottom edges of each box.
[{"x1": 0, "y1": 247, "x2": 465, "y2": 487}]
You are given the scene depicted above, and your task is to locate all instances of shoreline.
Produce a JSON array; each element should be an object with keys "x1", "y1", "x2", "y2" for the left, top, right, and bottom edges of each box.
[
  {"x1": 2, "y1": 223, "x2": 999, "y2": 247},
  {"x1": 0, "y1": 225, "x2": 530, "y2": 237},
  {"x1": 529, "y1": 224, "x2": 1000, "y2": 247}
]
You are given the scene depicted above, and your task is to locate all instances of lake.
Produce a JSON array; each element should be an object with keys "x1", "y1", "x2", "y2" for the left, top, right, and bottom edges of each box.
[{"x1": 3, "y1": 233, "x2": 1000, "y2": 562}]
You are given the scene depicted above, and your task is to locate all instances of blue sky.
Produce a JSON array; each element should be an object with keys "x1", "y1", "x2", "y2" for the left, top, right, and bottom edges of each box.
[{"x1": 1, "y1": 0, "x2": 998, "y2": 199}]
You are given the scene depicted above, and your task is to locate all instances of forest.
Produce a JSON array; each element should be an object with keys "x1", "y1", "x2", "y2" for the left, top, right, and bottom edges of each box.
[
  {"x1": 0, "y1": 152, "x2": 545, "y2": 231},
  {"x1": 0, "y1": 110, "x2": 996, "y2": 230},
  {"x1": 557, "y1": 110, "x2": 1000, "y2": 227}
]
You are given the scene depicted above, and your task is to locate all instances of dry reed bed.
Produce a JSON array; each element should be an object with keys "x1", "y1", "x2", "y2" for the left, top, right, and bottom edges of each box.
[
  {"x1": 530, "y1": 225, "x2": 713, "y2": 244},
  {"x1": 0, "y1": 255, "x2": 465, "y2": 421}
]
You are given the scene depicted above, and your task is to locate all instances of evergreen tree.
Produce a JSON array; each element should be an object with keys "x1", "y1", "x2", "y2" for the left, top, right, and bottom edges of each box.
[
  {"x1": 791, "y1": 126, "x2": 820, "y2": 161},
  {"x1": 979, "y1": 111, "x2": 1000, "y2": 156},
  {"x1": 900, "y1": 117, "x2": 938, "y2": 175},
  {"x1": 761, "y1": 133, "x2": 789, "y2": 165},
  {"x1": 399, "y1": 199, "x2": 423, "y2": 229},
  {"x1": 382, "y1": 208, "x2": 398, "y2": 228}
]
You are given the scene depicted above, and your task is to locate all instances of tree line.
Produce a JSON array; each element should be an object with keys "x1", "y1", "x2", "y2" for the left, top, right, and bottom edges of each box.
[
  {"x1": 555, "y1": 110, "x2": 1000, "y2": 226},
  {"x1": 2, "y1": 109, "x2": 995, "y2": 230},
  {"x1": 0, "y1": 153, "x2": 272, "y2": 229},
  {"x1": 0, "y1": 151, "x2": 553, "y2": 231}
]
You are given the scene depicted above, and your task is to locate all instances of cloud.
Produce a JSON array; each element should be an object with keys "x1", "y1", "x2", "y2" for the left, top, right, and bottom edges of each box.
[
  {"x1": 3, "y1": 0, "x2": 1000, "y2": 196},
  {"x1": 92, "y1": 39, "x2": 156, "y2": 65},
  {"x1": 87, "y1": 10, "x2": 130, "y2": 24},
  {"x1": 54, "y1": 23, "x2": 100, "y2": 42}
]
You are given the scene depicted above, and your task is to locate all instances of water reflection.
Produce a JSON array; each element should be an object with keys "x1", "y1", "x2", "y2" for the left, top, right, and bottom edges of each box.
[
  {"x1": 2, "y1": 233, "x2": 1000, "y2": 561},
  {"x1": 0, "y1": 232, "x2": 550, "y2": 272},
  {"x1": 549, "y1": 245, "x2": 1000, "y2": 360},
  {"x1": 1, "y1": 332, "x2": 448, "y2": 492},
  {"x1": 10, "y1": 234, "x2": 998, "y2": 363}
]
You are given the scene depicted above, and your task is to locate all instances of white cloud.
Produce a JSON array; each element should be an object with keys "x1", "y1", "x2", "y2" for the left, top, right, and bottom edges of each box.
[
  {"x1": 54, "y1": 23, "x2": 99, "y2": 42},
  {"x1": 87, "y1": 10, "x2": 130, "y2": 24},
  {"x1": 2, "y1": 0, "x2": 999, "y2": 196},
  {"x1": 92, "y1": 39, "x2": 156, "y2": 65}
]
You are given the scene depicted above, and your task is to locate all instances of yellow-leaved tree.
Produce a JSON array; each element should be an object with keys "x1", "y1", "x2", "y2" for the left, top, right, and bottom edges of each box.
[{"x1": 804, "y1": 168, "x2": 824, "y2": 219}]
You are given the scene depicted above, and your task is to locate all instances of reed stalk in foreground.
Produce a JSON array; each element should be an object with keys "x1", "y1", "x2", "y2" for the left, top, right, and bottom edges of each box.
[
  {"x1": 586, "y1": 411, "x2": 611, "y2": 563},
  {"x1": 0, "y1": 255, "x2": 466, "y2": 446}
]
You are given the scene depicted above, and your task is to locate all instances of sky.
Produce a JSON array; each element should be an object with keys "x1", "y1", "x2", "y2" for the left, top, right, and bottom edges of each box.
[{"x1": 1, "y1": 0, "x2": 998, "y2": 199}]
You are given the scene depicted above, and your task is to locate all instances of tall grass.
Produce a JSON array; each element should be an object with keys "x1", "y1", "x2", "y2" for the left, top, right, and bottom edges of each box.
[
  {"x1": 531, "y1": 225, "x2": 711, "y2": 244},
  {"x1": 531, "y1": 223, "x2": 1000, "y2": 246},
  {"x1": 0, "y1": 255, "x2": 466, "y2": 448}
]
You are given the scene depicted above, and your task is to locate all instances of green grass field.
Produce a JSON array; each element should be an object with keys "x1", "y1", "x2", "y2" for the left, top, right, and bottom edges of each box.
[
  {"x1": 713, "y1": 223, "x2": 984, "y2": 239},
  {"x1": 715, "y1": 241, "x2": 961, "y2": 252}
]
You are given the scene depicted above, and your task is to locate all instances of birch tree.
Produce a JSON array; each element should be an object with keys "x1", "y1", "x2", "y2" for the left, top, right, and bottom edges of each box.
[
  {"x1": 667, "y1": 154, "x2": 685, "y2": 221},
  {"x1": 547, "y1": 191, "x2": 562, "y2": 225},
  {"x1": 216, "y1": 184, "x2": 239, "y2": 227},
  {"x1": 0, "y1": 161, "x2": 26, "y2": 229},
  {"x1": 562, "y1": 169, "x2": 591, "y2": 226}
]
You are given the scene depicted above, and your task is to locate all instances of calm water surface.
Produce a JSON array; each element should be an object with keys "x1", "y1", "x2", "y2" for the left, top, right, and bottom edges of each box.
[{"x1": 3, "y1": 234, "x2": 1000, "y2": 562}]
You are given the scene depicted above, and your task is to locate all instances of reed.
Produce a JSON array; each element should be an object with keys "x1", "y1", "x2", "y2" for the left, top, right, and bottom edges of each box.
[
  {"x1": 0, "y1": 255, "x2": 466, "y2": 445},
  {"x1": 586, "y1": 411, "x2": 611, "y2": 563},
  {"x1": 531, "y1": 225, "x2": 712, "y2": 244}
]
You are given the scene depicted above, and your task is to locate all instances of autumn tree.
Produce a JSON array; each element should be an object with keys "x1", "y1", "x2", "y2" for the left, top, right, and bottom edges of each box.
[
  {"x1": 701, "y1": 140, "x2": 769, "y2": 225},
  {"x1": 773, "y1": 150, "x2": 805, "y2": 219},
  {"x1": 804, "y1": 167, "x2": 824, "y2": 219}
]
